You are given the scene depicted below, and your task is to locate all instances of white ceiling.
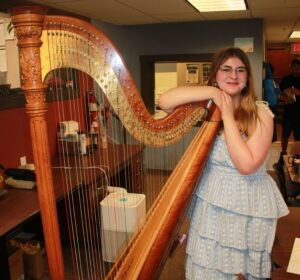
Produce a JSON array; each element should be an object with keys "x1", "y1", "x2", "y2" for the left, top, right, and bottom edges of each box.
[{"x1": 15, "y1": 0, "x2": 300, "y2": 44}]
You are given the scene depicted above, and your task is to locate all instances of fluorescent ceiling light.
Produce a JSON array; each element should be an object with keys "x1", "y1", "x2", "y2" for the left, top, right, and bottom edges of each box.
[
  {"x1": 187, "y1": 0, "x2": 247, "y2": 12},
  {"x1": 290, "y1": 31, "x2": 300, "y2": 39}
]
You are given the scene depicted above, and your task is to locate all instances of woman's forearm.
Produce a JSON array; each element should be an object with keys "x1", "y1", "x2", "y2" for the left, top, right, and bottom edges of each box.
[
  {"x1": 158, "y1": 86, "x2": 221, "y2": 113},
  {"x1": 223, "y1": 110, "x2": 273, "y2": 175}
]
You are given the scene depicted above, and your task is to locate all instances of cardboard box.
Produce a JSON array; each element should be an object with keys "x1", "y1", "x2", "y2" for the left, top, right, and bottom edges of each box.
[
  {"x1": 58, "y1": 136, "x2": 92, "y2": 155},
  {"x1": 58, "y1": 139, "x2": 80, "y2": 155},
  {"x1": 23, "y1": 249, "x2": 48, "y2": 280},
  {"x1": 58, "y1": 121, "x2": 79, "y2": 137},
  {"x1": 8, "y1": 248, "x2": 24, "y2": 280}
]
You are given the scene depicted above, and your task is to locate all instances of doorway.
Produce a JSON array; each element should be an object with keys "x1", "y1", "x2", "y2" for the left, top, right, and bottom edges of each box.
[{"x1": 140, "y1": 53, "x2": 213, "y2": 114}]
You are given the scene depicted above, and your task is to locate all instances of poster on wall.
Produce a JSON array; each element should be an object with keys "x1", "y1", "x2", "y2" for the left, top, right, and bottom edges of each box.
[
  {"x1": 0, "y1": 49, "x2": 7, "y2": 74},
  {"x1": 202, "y1": 63, "x2": 211, "y2": 85},
  {"x1": 0, "y1": 21, "x2": 7, "y2": 74},
  {"x1": 186, "y1": 64, "x2": 199, "y2": 84},
  {"x1": 234, "y1": 37, "x2": 254, "y2": 53},
  {"x1": 0, "y1": 21, "x2": 5, "y2": 46}
]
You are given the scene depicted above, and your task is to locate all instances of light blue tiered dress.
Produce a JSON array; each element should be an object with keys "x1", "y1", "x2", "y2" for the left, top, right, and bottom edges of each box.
[{"x1": 186, "y1": 134, "x2": 289, "y2": 280}]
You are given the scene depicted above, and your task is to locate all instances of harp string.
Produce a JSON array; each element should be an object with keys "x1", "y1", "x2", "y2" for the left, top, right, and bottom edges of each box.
[
  {"x1": 79, "y1": 32, "x2": 110, "y2": 278},
  {"x1": 46, "y1": 26, "x2": 92, "y2": 279},
  {"x1": 63, "y1": 29, "x2": 87, "y2": 279},
  {"x1": 79, "y1": 49, "x2": 98, "y2": 280},
  {"x1": 56, "y1": 27, "x2": 84, "y2": 278},
  {"x1": 90, "y1": 82, "x2": 108, "y2": 278},
  {"x1": 110, "y1": 63, "x2": 139, "y2": 273},
  {"x1": 41, "y1": 18, "x2": 206, "y2": 279}
]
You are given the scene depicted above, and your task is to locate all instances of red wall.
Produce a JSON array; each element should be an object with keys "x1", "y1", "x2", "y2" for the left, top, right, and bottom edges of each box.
[
  {"x1": 0, "y1": 107, "x2": 33, "y2": 168},
  {"x1": 267, "y1": 48, "x2": 299, "y2": 81},
  {"x1": 0, "y1": 71, "x2": 93, "y2": 169},
  {"x1": 0, "y1": 99, "x2": 83, "y2": 169}
]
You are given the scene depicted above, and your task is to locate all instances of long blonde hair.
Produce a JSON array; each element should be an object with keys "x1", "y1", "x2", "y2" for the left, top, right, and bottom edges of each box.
[{"x1": 208, "y1": 47, "x2": 258, "y2": 136}]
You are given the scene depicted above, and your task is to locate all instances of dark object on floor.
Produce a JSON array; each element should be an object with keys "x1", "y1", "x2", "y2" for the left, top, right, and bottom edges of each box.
[
  {"x1": 0, "y1": 189, "x2": 8, "y2": 197},
  {"x1": 4, "y1": 168, "x2": 36, "y2": 181},
  {"x1": 273, "y1": 163, "x2": 300, "y2": 206},
  {"x1": 0, "y1": 84, "x2": 11, "y2": 95}
]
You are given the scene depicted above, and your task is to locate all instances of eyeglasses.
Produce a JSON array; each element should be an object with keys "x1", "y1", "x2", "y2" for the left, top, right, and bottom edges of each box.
[{"x1": 219, "y1": 65, "x2": 247, "y2": 75}]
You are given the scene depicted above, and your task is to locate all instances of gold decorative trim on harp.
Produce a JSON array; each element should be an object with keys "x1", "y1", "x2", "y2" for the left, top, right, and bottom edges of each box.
[
  {"x1": 40, "y1": 15, "x2": 206, "y2": 147},
  {"x1": 10, "y1": 6, "x2": 221, "y2": 280}
]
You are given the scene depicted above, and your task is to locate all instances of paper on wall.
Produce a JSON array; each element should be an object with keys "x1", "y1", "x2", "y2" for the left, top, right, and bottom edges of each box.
[
  {"x1": 287, "y1": 238, "x2": 300, "y2": 275},
  {"x1": 0, "y1": 21, "x2": 4, "y2": 46},
  {"x1": 0, "y1": 49, "x2": 7, "y2": 72}
]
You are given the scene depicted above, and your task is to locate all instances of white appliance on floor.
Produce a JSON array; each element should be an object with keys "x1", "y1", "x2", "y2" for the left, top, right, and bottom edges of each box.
[{"x1": 100, "y1": 192, "x2": 146, "y2": 262}]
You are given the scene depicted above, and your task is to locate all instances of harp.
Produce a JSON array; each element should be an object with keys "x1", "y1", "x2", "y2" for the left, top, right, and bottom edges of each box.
[{"x1": 10, "y1": 6, "x2": 221, "y2": 280}]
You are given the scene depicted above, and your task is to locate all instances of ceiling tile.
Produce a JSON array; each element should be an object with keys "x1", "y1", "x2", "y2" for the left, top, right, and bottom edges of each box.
[
  {"x1": 101, "y1": 16, "x2": 160, "y2": 25},
  {"x1": 252, "y1": 7, "x2": 300, "y2": 21},
  {"x1": 200, "y1": 10, "x2": 251, "y2": 20},
  {"x1": 150, "y1": 12, "x2": 205, "y2": 23},
  {"x1": 286, "y1": 0, "x2": 300, "y2": 7},
  {"x1": 37, "y1": 0, "x2": 84, "y2": 3},
  {"x1": 31, "y1": 0, "x2": 143, "y2": 18},
  {"x1": 118, "y1": 0, "x2": 194, "y2": 14},
  {"x1": 247, "y1": 0, "x2": 286, "y2": 9}
]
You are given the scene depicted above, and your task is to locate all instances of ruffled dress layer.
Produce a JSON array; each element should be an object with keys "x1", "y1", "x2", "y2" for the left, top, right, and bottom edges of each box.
[{"x1": 186, "y1": 135, "x2": 289, "y2": 280}]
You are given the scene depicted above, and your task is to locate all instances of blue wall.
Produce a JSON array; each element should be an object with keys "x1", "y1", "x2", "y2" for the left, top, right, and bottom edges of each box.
[{"x1": 92, "y1": 18, "x2": 264, "y2": 98}]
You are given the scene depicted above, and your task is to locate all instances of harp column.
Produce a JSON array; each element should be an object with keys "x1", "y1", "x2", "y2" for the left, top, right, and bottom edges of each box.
[{"x1": 9, "y1": 6, "x2": 65, "y2": 280}]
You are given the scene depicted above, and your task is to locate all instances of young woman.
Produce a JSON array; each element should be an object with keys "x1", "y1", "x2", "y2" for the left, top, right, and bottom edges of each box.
[{"x1": 158, "y1": 47, "x2": 289, "y2": 280}]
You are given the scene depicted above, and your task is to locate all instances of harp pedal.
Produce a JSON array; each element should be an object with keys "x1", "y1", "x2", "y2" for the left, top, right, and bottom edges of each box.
[{"x1": 168, "y1": 234, "x2": 187, "y2": 258}]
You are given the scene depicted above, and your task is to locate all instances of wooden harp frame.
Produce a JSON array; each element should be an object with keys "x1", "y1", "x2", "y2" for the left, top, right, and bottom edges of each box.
[{"x1": 9, "y1": 6, "x2": 221, "y2": 280}]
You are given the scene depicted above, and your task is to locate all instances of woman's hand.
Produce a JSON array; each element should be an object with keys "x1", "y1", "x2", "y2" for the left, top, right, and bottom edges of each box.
[{"x1": 218, "y1": 90, "x2": 235, "y2": 122}]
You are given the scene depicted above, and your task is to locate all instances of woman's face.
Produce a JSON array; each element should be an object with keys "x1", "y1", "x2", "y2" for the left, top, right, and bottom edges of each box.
[{"x1": 216, "y1": 57, "x2": 248, "y2": 99}]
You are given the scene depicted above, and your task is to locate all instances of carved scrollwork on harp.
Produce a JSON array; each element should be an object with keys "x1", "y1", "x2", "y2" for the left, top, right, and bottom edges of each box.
[{"x1": 20, "y1": 49, "x2": 42, "y2": 86}]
